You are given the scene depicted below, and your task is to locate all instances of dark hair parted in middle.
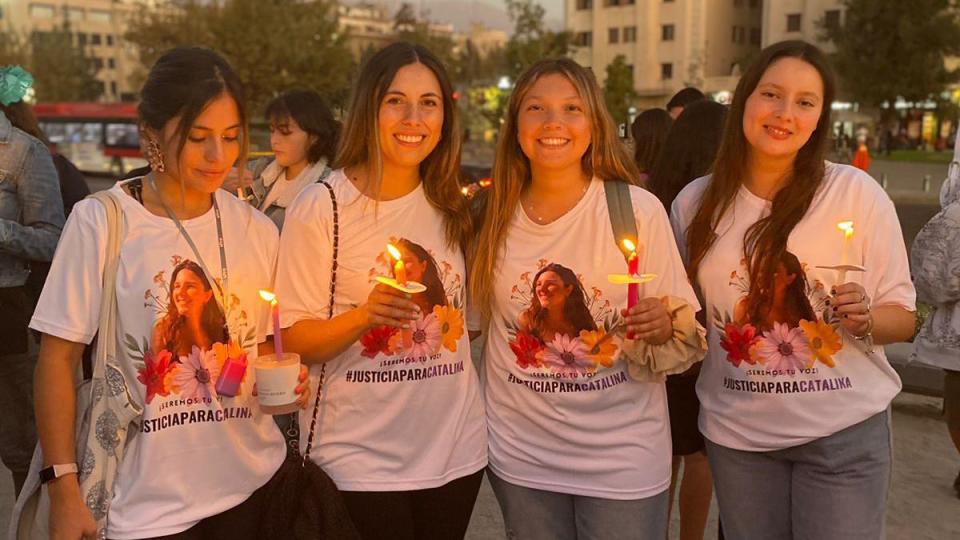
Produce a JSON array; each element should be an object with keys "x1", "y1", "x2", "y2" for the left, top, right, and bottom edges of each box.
[
  {"x1": 630, "y1": 108, "x2": 673, "y2": 175},
  {"x1": 265, "y1": 89, "x2": 341, "y2": 164},
  {"x1": 138, "y1": 46, "x2": 249, "y2": 171},
  {"x1": 684, "y1": 40, "x2": 836, "y2": 326},
  {"x1": 335, "y1": 41, "x2": 470, "y2": 250}
]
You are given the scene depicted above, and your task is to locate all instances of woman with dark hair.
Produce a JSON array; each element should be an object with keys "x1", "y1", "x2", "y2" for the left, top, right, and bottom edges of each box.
[
  {"x1": 518, "y1": 263, "x2": 596, "y2": 342},
  {"x1": 240, "y1": 89, "x2": 340, "y2": 230},
  {"x1": 152, "y1": 259, "x2": 228, "y2": 356},
  {"x1": 276, "y1": 42, "x2": 485, "y2": 540},
  {"x1": 630, "y1": 108, "x2": 672, "y2": 182},
  {"x1": 671, "y1": 40, "x2": 916, "y2": 538},
  {"x1": 30, "y1": 47, "x2": 308, "y2": 539},
  {"x1": 470, "y1": 58, "x2": 703, "y2": 539},
  {"x1": 647, "y1": 98, "x2": 727, "y2": 540},
  {"x1": 649, "y1": 99, "x2": 727, "y2": 210}
]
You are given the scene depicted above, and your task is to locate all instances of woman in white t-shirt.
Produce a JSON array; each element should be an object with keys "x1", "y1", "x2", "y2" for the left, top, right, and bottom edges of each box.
[
  {"x1": 671, "y1": 40, "x2": 916, "y2": 539},
  {"x1": 469, "y1": 58, "x2": 704, "y2": 539},
  {"x1": 275, "y1": 42, "x2": 486, "y2": 540},
  {"x1": 31, "y1": 47, "x2": 307, "y2": 540}
]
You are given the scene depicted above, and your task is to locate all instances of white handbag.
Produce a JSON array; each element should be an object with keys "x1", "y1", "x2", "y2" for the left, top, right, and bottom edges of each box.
[{"x1": 9, "y1": 190, "x2": 142, "y2": 540}]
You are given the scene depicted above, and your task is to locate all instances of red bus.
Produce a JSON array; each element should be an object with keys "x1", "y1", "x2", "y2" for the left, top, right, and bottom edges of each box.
[{"x1": 33, "y1": 102, "x2": 146, "y2": 176}]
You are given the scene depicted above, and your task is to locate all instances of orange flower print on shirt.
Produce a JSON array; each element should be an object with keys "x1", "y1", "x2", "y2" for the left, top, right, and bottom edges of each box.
[
  {"x1": 579, "y1": 329, "x2": 617, "y2": 368},
  {"x1": 799, "y1": 319, "x2": 842, "y2": 367},
  {"x1": 434, "y1": 304, "x2": 465, "y2": 353}
]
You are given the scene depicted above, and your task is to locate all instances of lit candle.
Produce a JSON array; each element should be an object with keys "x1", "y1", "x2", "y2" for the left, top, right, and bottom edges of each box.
[
  {"x1": 622, "y1": 239, "x2": 640, "y2": 339},
  {"x1": 478, "y1": 178, "x2": 492, "y2": 188},
  {"x1": 259, "y1": 290, "x2": 283, "y2": 356},
  {"x1": 836, "y1": 221, "x2": 854, "y2": 283},
  {"x1": 386, "y1": 244, "x2": 407, "y2": 285},
  {"x1": 461, "y1": 186, "x2": 470, "y2": 196}
]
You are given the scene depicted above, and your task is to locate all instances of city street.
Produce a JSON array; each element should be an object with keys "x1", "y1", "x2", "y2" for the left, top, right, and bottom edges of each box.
[{"x1": 2, "y1": 161, "x2": 957, "y2": 538}]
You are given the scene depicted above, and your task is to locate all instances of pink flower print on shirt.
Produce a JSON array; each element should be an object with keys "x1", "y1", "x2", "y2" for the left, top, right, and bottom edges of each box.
[
  {"x1": 391, "y1": 313, "x2": 441, "y2": 358},
  {"x1": 539, "y1": 334, "x2": 593, "y2": 377},
  {"x1": 752, "y1": 323, "x2": 811, "y2": 373},
  {"x1": 170, "y1": 346, "x2": 221, "y2": 400}
]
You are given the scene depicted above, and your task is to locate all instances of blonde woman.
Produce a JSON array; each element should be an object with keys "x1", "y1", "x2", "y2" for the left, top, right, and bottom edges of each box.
[{"x1": 470, "y1": 58, "x2": 703, "y2": 539}]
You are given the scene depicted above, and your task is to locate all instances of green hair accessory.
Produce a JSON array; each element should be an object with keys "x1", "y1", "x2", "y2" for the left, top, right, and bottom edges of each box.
[{"x1": 0, "y1": 66, "x2": 34, "y2": 106}]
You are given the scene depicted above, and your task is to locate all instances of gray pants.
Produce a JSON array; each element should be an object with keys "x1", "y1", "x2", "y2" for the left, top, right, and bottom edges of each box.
[
  {"x1": 0, "y1": 348, "x2": 37, "y2": 495},
  {"x1": 706, "y1": 410, "x2": 892, "y2": 540},
  {"x1": 488, "y1": 470, "x2": 669, "y2": 540}
]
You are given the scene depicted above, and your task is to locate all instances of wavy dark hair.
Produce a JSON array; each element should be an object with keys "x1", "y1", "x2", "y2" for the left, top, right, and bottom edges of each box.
[
  {"x1": 155, "y1": 260, "x2": 227, "y2": 356},
  {"x1": 335, "y1": 42, "x2": 470, "y2": 250},
  {"x1": 685, "y1": 40, "x2": 836, "y2": 326},
  {"x1": 525, "y1": 263, "x2": 597, "y2": 339},
  {"x1": 265, "y1": 89, "x2": 340, "y2": 164},
  {"x1": 777, "y1": 251, "x2": 816, "y2": 325},
  {"x1": 631, "y1": 108, "x2": 672, "y2": 175},
  {"x1": 649, "y1": 100, "x2": 727, "y2": 209},
  {"x1": 398, "y1": 238, "x2": 447, "y2": 310}
]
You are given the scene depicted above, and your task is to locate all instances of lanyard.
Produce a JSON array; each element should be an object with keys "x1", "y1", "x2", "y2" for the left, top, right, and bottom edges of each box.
[{"x1": 147, "y1": 175, "x2": 229, "y2": 317}]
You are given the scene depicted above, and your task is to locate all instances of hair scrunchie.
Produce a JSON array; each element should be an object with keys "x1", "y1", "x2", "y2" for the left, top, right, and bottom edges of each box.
[{"x1": 0, "y1": 65, "x2": 34, "y2": 106}]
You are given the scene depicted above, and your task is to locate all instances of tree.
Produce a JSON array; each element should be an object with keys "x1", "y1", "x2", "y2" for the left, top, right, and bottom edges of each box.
[
  {"x1": 603, "y1": 55, "x2": 637, "y2": 125},
  {"x1": 821, "y1": 0, "x2": 960, "y2": 112},
  {"x1": 503, "y1": 0, "x2": 574, "y2": 79},
  {"x1": 0, "y1": 23, "x2": 101, "y2": 102},
  {"x1": 125, "y1": 0, "x2": 355, "y2": 114}
]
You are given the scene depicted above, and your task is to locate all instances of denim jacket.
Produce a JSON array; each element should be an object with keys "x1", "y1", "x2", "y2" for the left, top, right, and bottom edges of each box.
[{"x1": 0, "y1": 111, "x2": 64, "y2": 287}]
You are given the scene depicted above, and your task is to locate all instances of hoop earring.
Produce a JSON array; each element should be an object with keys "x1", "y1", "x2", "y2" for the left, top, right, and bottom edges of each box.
[{"x1": 146, "y1": 138, "x2": 166, "y2": 173}]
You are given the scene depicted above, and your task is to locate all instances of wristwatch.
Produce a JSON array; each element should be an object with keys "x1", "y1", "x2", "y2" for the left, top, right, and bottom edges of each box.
[{"x1": 39, "y1": 463, "x2": 78, "y2": 484}]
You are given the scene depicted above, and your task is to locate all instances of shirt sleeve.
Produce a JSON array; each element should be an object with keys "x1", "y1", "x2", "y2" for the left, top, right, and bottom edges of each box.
[
  {"x1": 275, "y1": 186, "x2": 333, "y2": 328},
  {"x1": 862, "y1": 190, "x2": 916, "y2": 311},
  {"x1": 29, "y1": 197, "x2": 107, "y2": 344},
  {"x1": 669, "y1": 197, "x2": 690, "y2": 267},
  {"x1": 633, "y1": 188, "x2": 700, "y2": 312}
]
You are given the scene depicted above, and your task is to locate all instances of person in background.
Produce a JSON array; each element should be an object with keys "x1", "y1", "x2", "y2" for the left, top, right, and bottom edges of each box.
[
  {"x1": 666, "y1": 87, "x2": 705, "y2": 120},
  {"x1": 647, "y1": 98, "x2": 727, "y2": 540},
  {"x1": 630, "y1": 108, "x2": 672, "y2": 184},
  {"x1": 0, "y1": 65, "x2": 65, "y2": 496}
]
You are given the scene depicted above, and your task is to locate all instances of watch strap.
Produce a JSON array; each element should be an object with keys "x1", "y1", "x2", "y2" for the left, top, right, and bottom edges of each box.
[{"x1": 39, "y1": 463, "x2": 78, "y2": 484}]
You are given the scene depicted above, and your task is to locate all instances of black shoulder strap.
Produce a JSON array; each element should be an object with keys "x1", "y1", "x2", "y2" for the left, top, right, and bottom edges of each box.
[{"x1": 604, "y1": 180, "x2": 638, "y2": 262}]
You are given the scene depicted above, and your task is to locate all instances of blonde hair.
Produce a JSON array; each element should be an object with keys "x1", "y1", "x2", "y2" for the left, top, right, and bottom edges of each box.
[{"x1": 469, "y1": 58, "x2": 640, "y2": 323}]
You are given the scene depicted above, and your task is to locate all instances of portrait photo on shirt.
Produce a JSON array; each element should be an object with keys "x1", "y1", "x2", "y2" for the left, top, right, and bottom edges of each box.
[
  {"x1": 715, "y1": 251, "x2": 842, "y2": 375},
  {"x1": 359, "y1": 237, "x2": 465, "y2": 361},
  {"x1": 506, "y1": 261, "x2": 622, "y2": 379}
]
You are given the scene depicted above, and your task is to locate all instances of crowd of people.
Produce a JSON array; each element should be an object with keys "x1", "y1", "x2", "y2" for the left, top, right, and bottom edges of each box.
[{"x1": 0, "y1": 36, "x2": 954, "y2": 540}]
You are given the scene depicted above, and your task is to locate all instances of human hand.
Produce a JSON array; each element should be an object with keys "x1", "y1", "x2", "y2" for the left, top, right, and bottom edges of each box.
[
  {"x1": 360, "y1": 283, "x2": 421, "y2": 330},
  {"x1": 49, "y1": 479, "x2": 97, "y2": 540},
  {"x1": 621, "y1": 297, "x2": 672, "y2": 345},
  {"x1": 830, "y1": 283, "x2": 872, "y2": 337}
]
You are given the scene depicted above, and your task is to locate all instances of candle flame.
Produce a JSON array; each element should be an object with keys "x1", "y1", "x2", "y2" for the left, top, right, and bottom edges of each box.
[
  {"x1": 386, "y1": 243, "x2": 402, "y2": 261},
  {"x1": 258, "y1": 290, "x2": 277, "y2": 304},
  {"x1": 478, "y1": 178, "x2": 492, "y2": 188},
  {"x1": 837, "y1": 221, "x2": 854, "y2": 237},
  {"x1": 621, "y1": 239, "x2": 637, "y2": 253},
  {"x1": 460, "y1": 187, "x2": 470, "y2": 196}
]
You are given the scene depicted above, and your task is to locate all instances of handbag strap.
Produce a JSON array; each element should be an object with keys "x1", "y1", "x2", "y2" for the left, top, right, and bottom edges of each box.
[
  {"x1": 89, "y1": 190, "x2": 123, "y2": 380},
  {"x1": 604, "y1": 180, "x2": 638, "y2": 262},
  {"x1": 303, "y1": 179, "x2": 339, "y2": 462}
]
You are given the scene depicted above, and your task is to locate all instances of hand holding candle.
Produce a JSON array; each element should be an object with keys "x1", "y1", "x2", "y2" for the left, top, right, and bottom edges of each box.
[{"x1": 254, "y1": 290, "x2": 301, "y2": 415}]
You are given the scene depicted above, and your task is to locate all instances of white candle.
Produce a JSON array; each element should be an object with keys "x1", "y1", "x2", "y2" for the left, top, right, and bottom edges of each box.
[{"x1": 837, "y1": 221, "x2": 854, "y2": 283}]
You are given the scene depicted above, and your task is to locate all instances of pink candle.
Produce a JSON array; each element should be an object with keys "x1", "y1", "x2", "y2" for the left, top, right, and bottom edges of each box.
[
  {"x1": 622, "y1": 239, "x2": 640, "y2": 339},
  {"x1": 259, "y1": 290, "x2": 283, "y2": 356}
]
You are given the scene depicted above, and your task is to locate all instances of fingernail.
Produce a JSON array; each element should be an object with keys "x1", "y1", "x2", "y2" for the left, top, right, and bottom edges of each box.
[
  {"x1": 402, "y1": 324, "x2": 410, "y2": 329},
  {"x1": 830, "y1": 288, "x2": 836, "y2": 295},
  {"x1": 825, "y1": 299, "x2": 831, "y2": 306}
]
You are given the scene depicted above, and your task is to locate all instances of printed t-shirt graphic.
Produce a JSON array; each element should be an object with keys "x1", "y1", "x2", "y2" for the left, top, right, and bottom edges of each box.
[
  {"x1": 670, "y1": 163, "x2": 916, "y2": 452},
  {"x1": 275, "y1": 169, "x2": 486, "y2": 492},
  {"x1": 481, "y1": 179, "x2": 699, "y2": 500},
  {"x1": 29, "y1": 182, "x2": 285, "y2": 539}
]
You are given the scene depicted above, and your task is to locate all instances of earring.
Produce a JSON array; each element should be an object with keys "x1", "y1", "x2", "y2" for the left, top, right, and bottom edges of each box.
[{"x1": 146, "y1": 137, "x2": 165, "y2": 173}]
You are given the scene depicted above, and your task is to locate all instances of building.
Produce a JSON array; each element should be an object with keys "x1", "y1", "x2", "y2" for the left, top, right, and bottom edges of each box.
[
  {"x1": 761, "y1": 0, "x2": 842, "y2": 50},
  {"x1": 566, "y1": 0, "x2": 762, "y2": 109},
  {"x1": 339, "y1": 2, "x2": 461, "y2": 59},
  {"x1": 0, "y1": 0, "x2": 151, "y2": 101}
]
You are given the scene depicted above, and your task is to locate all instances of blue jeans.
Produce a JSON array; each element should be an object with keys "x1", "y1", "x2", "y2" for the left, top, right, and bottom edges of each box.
[
  {"x1": 488, "y1": 471, "x2": 669, "y2": 540},
  {"x1": 706, "y1": 410, "x2": 892, "y2": 540}
]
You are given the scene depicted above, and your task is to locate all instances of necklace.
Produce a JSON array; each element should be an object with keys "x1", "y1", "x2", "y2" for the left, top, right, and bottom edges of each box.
[{"x1": 523, "y1": 182, "x2": 589, "y2": 224}]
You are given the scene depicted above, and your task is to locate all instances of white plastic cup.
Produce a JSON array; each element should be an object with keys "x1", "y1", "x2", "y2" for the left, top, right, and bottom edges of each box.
[{"x1": 254, "y1": 352, "x2": 301, "y2": 415}]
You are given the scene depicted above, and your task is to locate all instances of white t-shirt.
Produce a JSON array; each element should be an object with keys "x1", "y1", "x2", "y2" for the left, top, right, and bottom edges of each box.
[
  {"x1": 482, "y1": 179, "x2": 699, "y2": 500},
  {"x1": 274, "y1": 169, "x2": 487, "y2": 491},
  {"x1": 30, "y1": 181, "x2": 286, "y2": 539},
  {"x1": 259, "y1": 158, "x2": 328, "y2": 211},
  {"x1": 671, "y1": 163, "x2": 916, "y2": 452}
]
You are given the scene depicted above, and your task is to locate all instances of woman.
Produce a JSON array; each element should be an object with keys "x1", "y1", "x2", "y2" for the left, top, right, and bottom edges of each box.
[
  {"x1": 31, "y1": 47, "x2": 307, "y2": 539},
  {"x1": 517, "y1": 263, "x2": 596, "y2": 343},
  {"x1": 470, "y1": 58, "x2": 703, "y2": 539},
  {"x1": 630, "y1": 108, "x2": 672, "y2": 183},
  {"x1": 241, "y1": 89, "x2": 340, "y2": 230},
  {"x1": 647, "y1": 98, "x2": 726, "y2": 540},
  {"x1": 275, "y1": 42, "x2": 486, "y2": 540},
  {"x1": 671, "y1": 40, "x2": 916, "y2": 539},
  {"x1": 733, "y1": 251, "x2": 816, "y2": 330},
  {"x1": 151, "y1": 259, "x2": 228, "y2": 356},
  {"x1": 396, "y1": 238, "x2": 447, "y2": 315}
]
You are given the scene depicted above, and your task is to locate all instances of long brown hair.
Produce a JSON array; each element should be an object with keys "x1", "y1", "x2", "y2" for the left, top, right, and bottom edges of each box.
[
  {"x1": 470, "y1": 58, "x2": 640, "y2": 323},
  {"x1": 523, "y1": 263, "x2": 597, "y2": 339},
  {"x1": 685, "y1": 40, "x2": 836, "y2": 325},
  {"x1": 334, "y1": 42, "x2": 469, "y2": 250}
]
